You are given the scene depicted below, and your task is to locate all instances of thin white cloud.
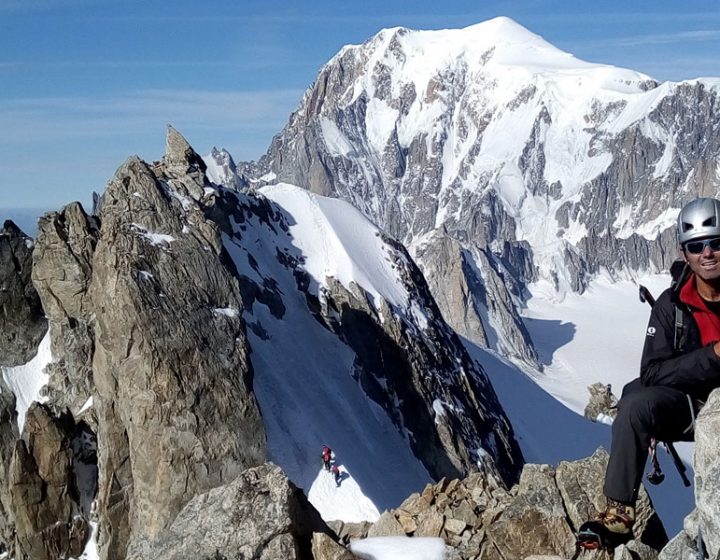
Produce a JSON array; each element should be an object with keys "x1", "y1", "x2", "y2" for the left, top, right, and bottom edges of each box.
[
  {"x1": 0, "y1": 48, "x2": 318, "y2": 72},
  {"x1": 627, "y1": 55, "x2": 720, "y2": 82},
  {"x1": 568, "y1": 29, "x2": 720, "y2": 49},
  {"x1": 2, "y1": 46, "x2": 313, "y2": 71},
  {"x1": 0, "y1": 89, "x2": 304, "y2": 145},
  {"x1": 525, "y1": 11, "x2": 720, "y2": 26}
]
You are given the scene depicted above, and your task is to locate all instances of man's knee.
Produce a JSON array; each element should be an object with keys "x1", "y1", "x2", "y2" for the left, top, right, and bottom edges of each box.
[{"x1": 615, "y1": 390, "x2": 655, "y2": 428}]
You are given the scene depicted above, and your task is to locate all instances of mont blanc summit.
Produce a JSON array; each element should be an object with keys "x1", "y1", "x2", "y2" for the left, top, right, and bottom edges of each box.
[{"x1": 245, "y1": 17, "x2": 720, "y2": 363}]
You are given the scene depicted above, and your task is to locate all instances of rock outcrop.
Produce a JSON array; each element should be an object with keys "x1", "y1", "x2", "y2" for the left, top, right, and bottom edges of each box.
[
  {"x1": 584, "y1": 383, "x2": 618, "y2": 422},
  {"x1": 0, "y1": 380, "x2": 18, "y2": 552},
  {"x1": 32, "y1": 203, "x2": 98, "y2": 413},
  {"x1": 312, "y1": 532, "x2": 357, "y2": 560},
  {"x1": 0, "y1": 220, "x2": 47, "y2": 366},
  {"x1": 659, "y1": 387, "x2": 720, "y2": 559},
  {"x1": 126, "y1": 463, "x2": 332, "y2": 560},
  {"x1": 414, "y1": 233, "x2": 538, "y2": 366},
  {"x1": 9, "y1": 403, "x2": 89, "y2": 560}
]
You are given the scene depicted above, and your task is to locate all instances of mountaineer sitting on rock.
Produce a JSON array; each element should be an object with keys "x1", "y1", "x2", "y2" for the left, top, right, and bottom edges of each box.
[{"x1": 578, "y1": 198, "x2": 720, "y2": 550}]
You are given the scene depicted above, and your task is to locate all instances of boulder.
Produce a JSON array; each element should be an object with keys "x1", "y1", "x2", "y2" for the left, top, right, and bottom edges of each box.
[
  {"x1": 660, "y1": 388, "x2": 720, "y2": 559},
  {"x1": 367, "y1": 511, "x2": 404, "y2": 537},
  {"x1": 694, "y1": 389, "x2": 720, "y2": 557},
  {"x1": 327, "y1": 520, "x2": 371, "y2": 545},
  {"x1": 126, "y1": 463, "x2": 332, "y2": 560},
  {"x1": 312, "y1": 532, "x2": 357, "y2": 560}
]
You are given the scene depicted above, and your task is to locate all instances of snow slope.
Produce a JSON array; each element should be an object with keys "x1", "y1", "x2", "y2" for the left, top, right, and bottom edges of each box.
[
  {"x1": 226, "y1": 183, "x2": 693, "y2": 535},
  {"x1": 1, "y1": 330, "x2": 51, "y2": 432},
  {"x1": 308, "y1": 464, "x2": 380, "y2": 523},
  {"x1": 523, "y1": 274, "x2": 671, "y2": 413},
  {"x1": 222, "y1": 183, "x2": 433, "y2": 519}
]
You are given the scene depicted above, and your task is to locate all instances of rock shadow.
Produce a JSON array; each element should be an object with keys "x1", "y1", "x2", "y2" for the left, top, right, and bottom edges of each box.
[{"x1": 522, "y1": 317, "x2": 576, "y2": 366}]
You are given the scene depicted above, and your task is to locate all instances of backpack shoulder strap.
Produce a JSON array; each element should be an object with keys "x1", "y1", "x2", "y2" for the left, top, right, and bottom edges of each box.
[
  {"x1": 670, "y1": 261, "x2": 691, "y2": 353},
  {"x1": 674, "y1": 305, "x2": 686, "y2": 352}
]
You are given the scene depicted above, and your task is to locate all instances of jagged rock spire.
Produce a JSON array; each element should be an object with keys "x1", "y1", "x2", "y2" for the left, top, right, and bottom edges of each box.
[{"x1": 162, "y1": 125, "x2": 208, "y2": 201}]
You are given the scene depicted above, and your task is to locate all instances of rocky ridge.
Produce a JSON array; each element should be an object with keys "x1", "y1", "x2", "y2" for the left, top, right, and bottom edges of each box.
[
  {"x1": 0, "y1": 127, "x2": 524, "y2": 558},
  {"x1": 331, "y1": 449, "x2": 666, "y2": 560}
]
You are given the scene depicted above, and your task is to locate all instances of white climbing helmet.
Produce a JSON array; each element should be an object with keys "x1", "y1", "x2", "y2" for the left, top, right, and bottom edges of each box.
[{"x1": 677, "y1": 198, "x2": 720, "y2": 245}]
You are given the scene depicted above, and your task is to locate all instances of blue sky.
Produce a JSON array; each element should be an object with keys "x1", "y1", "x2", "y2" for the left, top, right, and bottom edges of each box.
[{"x1": 2, "y1": 0, "x2": 719, "y2": 217}]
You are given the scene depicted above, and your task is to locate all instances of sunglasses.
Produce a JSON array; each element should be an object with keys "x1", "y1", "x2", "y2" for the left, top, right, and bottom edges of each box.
[{"x1": 684, "y1": 237, "x2": 720, "y2": 255}]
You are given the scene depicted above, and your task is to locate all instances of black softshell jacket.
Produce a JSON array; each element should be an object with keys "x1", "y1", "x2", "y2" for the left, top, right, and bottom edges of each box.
[{"x1": 640, "y1": 285, "x2": 720, "y2": 402}]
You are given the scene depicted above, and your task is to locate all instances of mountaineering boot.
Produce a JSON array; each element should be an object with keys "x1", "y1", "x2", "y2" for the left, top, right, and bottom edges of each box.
[{"x1": 576, "y1": 499, "x2": 635, "y2": 551}]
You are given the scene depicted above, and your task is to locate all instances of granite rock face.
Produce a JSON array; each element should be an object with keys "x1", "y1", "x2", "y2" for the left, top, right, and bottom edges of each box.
[
  {"x1": 31, "y1": 203, "x2": 99, "y2": 414},
  {"x1": 413, "y1": 234, "x2": 490, "y2": 349},
  {"x1": 0, "y1": 220, "x2": 47, "y2": 367},
  {"x1": 125, "y1": 463, "x2": 332, "y2": 560},
  {"x1": 90, "y1": 127, "x2": 266, "y2": 559}
]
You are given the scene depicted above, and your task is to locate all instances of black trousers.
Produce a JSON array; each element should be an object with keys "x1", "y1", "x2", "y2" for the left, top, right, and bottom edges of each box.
[{"x1": 603, "y1": 383, "x2": 695, "y2": 504}]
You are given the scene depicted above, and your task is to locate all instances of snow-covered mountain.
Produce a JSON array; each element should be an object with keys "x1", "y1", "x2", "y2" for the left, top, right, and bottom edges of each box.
[{"x1": 233, "y1": 16, "x2": 720, "y2": 365}]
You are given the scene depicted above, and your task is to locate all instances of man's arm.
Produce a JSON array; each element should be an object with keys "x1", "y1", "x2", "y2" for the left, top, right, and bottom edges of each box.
[{"x1": 640, "y1": 290, "x2": 720, "y2": 390}]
